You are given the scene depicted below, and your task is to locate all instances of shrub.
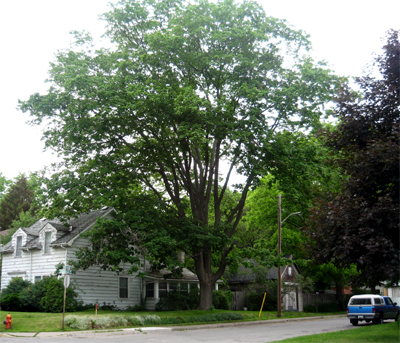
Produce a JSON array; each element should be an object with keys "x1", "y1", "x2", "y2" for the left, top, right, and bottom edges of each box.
[
  {"x1": 303, "y1": 302, "x2": 342, "y2": 313},
  {"x1": 246, "y1": 279, "x2": 278, "y2": 311},
  {"x1": 318, "y1": 302, "x2": 342, "y2": 312},
  {"x1": 1, "y1": 293, "x2": 22, "y2": 311},
  {"x1": 19, "y1": 281, "x2": 47, "y2": 312},
  {"x1": 39, "y1": 277, "x2": 81, "y2": 312},
  {"x1": 303, "y1": 304, "x2": 318, "y2": 313},
  {"x1": 155, "y1": 287, "x2": 199, "y2": 311},
  {"x1": 126, "y1": 303, "x2": 147, "y2": 312},
  {"x1": 1, "y1": 277, "x2": 32, "y2": 298},
  {"x1": 185, "y1": 312, "x2": 243, "y2": 323},
  {"x1": 65, "y1": 314, "x2": 162, "y2": 330},
  {"x1": 213, "y1": 289, "x2": 233, "y2": 310}
]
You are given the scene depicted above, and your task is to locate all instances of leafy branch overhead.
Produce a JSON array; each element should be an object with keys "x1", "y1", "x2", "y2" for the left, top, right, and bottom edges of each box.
[{"x1": 19, "y1": 0, "x2": 340, "y2": 309}]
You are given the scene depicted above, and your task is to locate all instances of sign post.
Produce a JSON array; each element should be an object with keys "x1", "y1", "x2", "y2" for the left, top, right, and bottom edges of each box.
[{"x1": 62, "y1": 274, "x2": 70, "y2": 330}]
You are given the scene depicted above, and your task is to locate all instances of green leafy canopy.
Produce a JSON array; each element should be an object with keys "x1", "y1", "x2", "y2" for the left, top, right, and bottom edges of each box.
[{"x1": 19, "y1": 0, "x2": 340, "y2": 309}]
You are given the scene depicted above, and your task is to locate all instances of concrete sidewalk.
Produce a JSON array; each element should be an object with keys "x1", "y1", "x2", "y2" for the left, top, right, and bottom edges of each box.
[{"x1": 1, "y1": 315, "x2": 346, "y2": 338}]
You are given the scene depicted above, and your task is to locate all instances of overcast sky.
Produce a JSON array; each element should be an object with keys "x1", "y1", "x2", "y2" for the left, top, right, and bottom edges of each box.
[{"x1": 1, "y1": 0, "x2": 399, "y2": 180}]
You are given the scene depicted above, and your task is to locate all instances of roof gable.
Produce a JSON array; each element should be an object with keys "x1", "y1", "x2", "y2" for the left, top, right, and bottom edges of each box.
[{"x1": 0, "y1": 207, "x2": 116, "y2": 252}]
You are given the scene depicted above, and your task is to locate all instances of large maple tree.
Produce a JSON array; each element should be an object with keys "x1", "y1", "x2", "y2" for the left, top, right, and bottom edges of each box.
[{"x1": 20, "y1": 0, "x2": 339, "y2": 309}]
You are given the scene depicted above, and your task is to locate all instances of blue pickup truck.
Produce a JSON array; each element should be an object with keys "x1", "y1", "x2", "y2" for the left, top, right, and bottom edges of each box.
[{"x1": 347, "y1": 294, "x2": 400, "y2": 326}]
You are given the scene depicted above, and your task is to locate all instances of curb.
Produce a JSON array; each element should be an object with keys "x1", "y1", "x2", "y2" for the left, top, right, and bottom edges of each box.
[
  {"x1": 1, "y1": 315, "x2": 347, "y2": 338},
  {"x1": 170, "y1": 315, "x2": 347, "y2": 331}
]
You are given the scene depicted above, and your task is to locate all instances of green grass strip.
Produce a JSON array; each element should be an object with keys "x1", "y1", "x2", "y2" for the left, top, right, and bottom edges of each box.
[{"x1": 270, "y1": 322, "x2": 399, "y2": 343}]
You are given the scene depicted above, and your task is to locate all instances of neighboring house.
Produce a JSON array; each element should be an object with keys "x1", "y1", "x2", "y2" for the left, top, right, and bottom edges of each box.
[
  {"x1": 376, "y1": 283, "x2": 400, "y2": 305},
  {"x1": 0, "y1": 207, "x2": 200, "y2": 310},
  {"x1": 225, "y1": 261, "x2": 303, "y2": 311}
]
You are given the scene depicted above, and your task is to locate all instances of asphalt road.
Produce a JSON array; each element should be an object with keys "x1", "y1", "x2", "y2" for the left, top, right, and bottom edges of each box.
[{"x1": 2, "y1": 316, "x2": 363, "y2": 343}]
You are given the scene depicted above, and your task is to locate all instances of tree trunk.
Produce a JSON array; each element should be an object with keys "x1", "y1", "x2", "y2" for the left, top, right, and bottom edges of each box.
[
  {"x1": 335, "y1": 282, "x2": 343, "y2": 304},
  {"x1": 197, "y1": 280, "x2": 214, "y2": 310}
]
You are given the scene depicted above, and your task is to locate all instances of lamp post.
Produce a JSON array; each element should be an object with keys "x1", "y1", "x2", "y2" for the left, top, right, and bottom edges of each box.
[{"x1": 277, "y1": 194, "x2": 301, "y2": 318}]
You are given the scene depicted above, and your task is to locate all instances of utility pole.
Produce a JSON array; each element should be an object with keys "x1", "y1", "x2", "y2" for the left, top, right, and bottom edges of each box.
[
  {"x1": 277, "y1": 194, "x2": 282, "y2": 318},
  {"x1": 277, "y1": 194, "x2": 300, "y2": 319}
]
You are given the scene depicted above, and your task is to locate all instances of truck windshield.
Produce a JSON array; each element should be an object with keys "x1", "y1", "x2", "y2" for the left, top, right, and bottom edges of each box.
[
  {"x1": 385, "y1": 298, "x2": 393, "y2": 305},
  {"x1": 350, "y1": 298, "x2": 371, "y2": 305}
]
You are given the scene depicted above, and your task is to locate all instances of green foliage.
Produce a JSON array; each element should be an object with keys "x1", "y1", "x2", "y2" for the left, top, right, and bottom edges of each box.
[
  {"x1": 155, "y1": 287, "x2": 199, "y2": 311},
  {"x1": 0, "y1": 277, "x2": 32, "y2": 298},
  {"x1": 19, "y1": 281, "x2": 46, "y2": 312},
  {"x1": 185, "y1": 312, "x2": 243, "y2": 323},
  {"x1": 303, "y1": 302, "x2": 343, "y2": 313},
  {"x1": 247, "y1": 281, "x2": 278, "y2": 311},
  {"x1": 20, "y1": 0, "x2": 340, "y2": 309},
  {"x1": 306, "y1": 30, "x2": 400, "y2": 289},
  {"x1": 0, "y1": 175, "x2": 36, "y2": 231},
  {"x1": 0, "y1": 172, "x2": 11, "y2": 200},
  {"x1": 1, "y1": 293, "x2": 22, "y2": 311},
  {"x1": 64, "y1": 312, "x2": 243, "y2": 330},
  {"x1": 212, "y1": 289, "x2": 233, "y2": 310},
  {"x1": 0, "y1": 276, "x2": 81, "y2": 313},
  {"x1": 39, "y1": 277, "x2": 81, "y2": 312}
]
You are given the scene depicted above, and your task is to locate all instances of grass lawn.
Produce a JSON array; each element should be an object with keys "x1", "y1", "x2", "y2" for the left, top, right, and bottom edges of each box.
[
  {"x1": 0, "y1": 309, "x2": 344, "y2": 332},
  {"x1": 270, "y1": 321, "x2": 400, "y2": 343}
]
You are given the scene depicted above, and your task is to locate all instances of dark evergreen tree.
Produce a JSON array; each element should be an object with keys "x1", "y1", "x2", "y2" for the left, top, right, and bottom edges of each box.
[
  {"x1": 306, "y1": 30, "x2": 399, "y2": 290},
  {"x1": 0, "y1": 176, "x2": 36, "y2": 231}
]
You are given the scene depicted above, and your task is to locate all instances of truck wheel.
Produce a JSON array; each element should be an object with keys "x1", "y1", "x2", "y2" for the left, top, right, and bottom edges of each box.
[
  {"x1": 374, "y1": 313, "x2": 383, "y2": 324},
  {"x1": 350, "y1": 319, "x2": 358, "y2": 326}
]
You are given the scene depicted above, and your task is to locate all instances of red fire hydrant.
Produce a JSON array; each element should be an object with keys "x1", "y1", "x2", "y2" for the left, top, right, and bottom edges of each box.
[{"x1": 4, "y1": 314, "x2": 12, "y2": 329}]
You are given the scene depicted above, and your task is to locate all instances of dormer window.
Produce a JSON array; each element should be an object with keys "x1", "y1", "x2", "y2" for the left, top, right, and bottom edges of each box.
[
  {"x1": 288, "y1": 267, "x2": 292, "y2": 276},
  {"x1": 16, "y1": 236, "x2": 22, "y2": 257},
  {"x1": 44, "y1": 232, "x2": 52, "y2": 254}
]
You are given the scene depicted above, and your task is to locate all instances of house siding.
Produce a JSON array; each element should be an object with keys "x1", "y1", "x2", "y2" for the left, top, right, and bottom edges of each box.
[
  {"x1": 1, "y1": 244, "x2": 66, "y2": 288},
  {"x1": 66, "y1": 239, "x2": 143, "y2": 309},
  {"x1": 1, "y1": 208, "x2": 199, "y2": 311}
]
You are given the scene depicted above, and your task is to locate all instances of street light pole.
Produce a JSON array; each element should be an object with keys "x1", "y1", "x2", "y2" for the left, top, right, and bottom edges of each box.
[
  {"x1": 277, "y1": 194, "x2": 301, "y2": 318},
  {"x1": 277, "y1": 194, "x2": 282, "y2": 318}
]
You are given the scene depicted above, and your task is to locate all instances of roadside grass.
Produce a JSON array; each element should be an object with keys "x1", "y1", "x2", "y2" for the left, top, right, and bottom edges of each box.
[
  {"x1": 270, "y1": 321, "x2": 399, "y2": 343},
  {"x1": 0, "y1": 309, "x2": 344, "y2": 332}
]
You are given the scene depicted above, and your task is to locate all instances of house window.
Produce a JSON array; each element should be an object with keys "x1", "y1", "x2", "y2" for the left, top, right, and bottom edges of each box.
[
  {"x1": 288, "y1": 267, "x2": 292, "y2": 276},
  {"x1": 169, "y1": 282, "x2": 178, "y2": 292},
  {"x1": 146, "y1": 283, "x2": 155, "y2": 298},
  {"x1": 119, "y1": 277, "x2": 128, "y2": 298},
  {"x1": 35, "y1": 276, "x2": 42, "y2": 283},
  {"x1": 44, "y1": 232, "x2": 52, "y2": 254},
  {"x1": 16, "y1": 236, "x2": 23, "y2": 257}
]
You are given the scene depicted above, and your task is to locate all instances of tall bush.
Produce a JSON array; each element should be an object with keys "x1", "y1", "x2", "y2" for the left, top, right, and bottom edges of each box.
[
  {"x1": 1, "y1": 277, "x2": 32, "y2": 298},
  {"x1": 0, "y1": 277, "x2": 32, "y2": 311},
  {"x1": 155, "y1": 287, "x2": 199, "y2": 311},
  {"x1": 212, "y1": 290, "x2": 233, "y2": 310},
  {"x1": 39, "y1": 277, "x2": 80, "y2": 312},
  {"x1": 246, "y1": 279, "x2": 278, "y2": 311}
]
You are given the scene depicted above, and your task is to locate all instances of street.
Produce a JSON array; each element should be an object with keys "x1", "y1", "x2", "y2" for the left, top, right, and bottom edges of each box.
[{"x1": 1, "y1": 317, "x2": 361, "y2": 343}]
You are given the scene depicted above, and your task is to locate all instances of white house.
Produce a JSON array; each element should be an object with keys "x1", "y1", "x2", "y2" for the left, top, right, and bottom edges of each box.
[{"x1": 0, "y1": 207, "x2": 200, "y2": 310}]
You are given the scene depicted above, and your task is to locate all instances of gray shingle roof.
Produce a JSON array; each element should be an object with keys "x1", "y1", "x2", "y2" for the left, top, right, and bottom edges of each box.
[
  {"x1": 224, "y1": 265, "x2": 279, "y2": 283},
  {"x1": 0, "y1": 207, "x2": 114, "y2": 253}
]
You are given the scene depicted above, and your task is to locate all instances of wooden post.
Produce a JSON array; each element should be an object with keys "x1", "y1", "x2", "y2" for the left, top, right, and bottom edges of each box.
[{"x1": 62, "y1": 283, "x2": 67, "y2": 330}]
